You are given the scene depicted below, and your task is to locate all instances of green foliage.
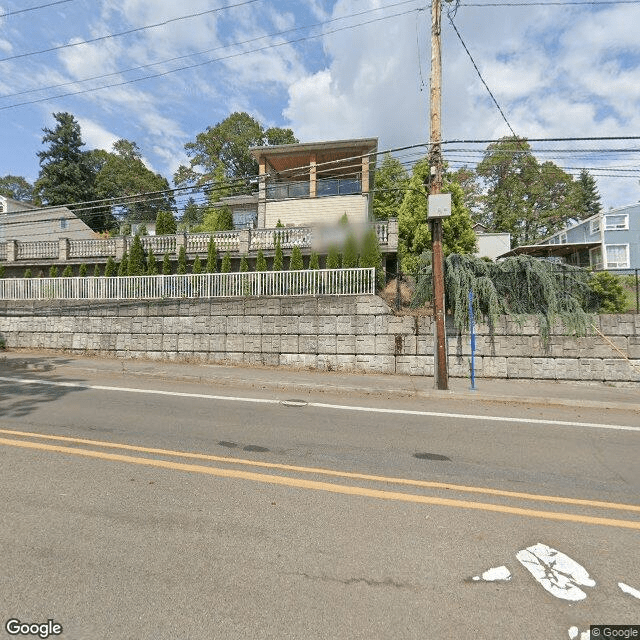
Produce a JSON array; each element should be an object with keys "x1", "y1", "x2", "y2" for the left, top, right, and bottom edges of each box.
[
  {"x1": 221, "y1": 251, "x2": 231, "y2": 273},
  {"x1": 79, "y1": 264, "x2": 87, "y2": 277},
  {"x1": 93, "y1": 264, "x2": 101, "y2": 277},
  {"x1": 155, "y1": 210, "x2": 177, "y2": 235},
  {"x1": 138, "y1": 224, "x2": 148, "y2": 236},
  {"x1": 573, "y1": 169, "x2": 602, "y2": 220},
  {"x1": 275, "y1": 219, "x2": 284, "y2": 228},
  {"x1": 146, "y1": 248, "x2": 158, "y2": 275},
  {"x1": 24, "y1": 268, "x2": 32, "y2": 278},
  {"x1": 206, "y1": 237, "x2": 217, "y2": 273},
  {"x1": 62, "y1": 266, "x2": 73, "y2": 277},
  {"x1": 326, "y1": 247, "x2": 341, "y2": 269},
  {"x1": 342, "y1": 234, "x2": 359, "y2": 268},
  {"x1": 273, "y1": 238, "x2": 283, "y2": 271},
  {"x1": 216, "y1": 206, "x2": 234, "y2": 231},
  {"x1": 0, "y1": 265, "x2": 5, "y2": 278},
  {"x1": 120, "y1": 222, "x2": 131, "y2": 236},
  {"x1": 588, "y1": 271, "x2": 627, "y2": 313},
  {"x1": 289, "y1": 246, "x2": 304, "y2": 271},
  {"x1": 360, "y1": 228, "x2": 383, "y2": 287},
  {"x1": 309, "y1": 252, "x2": 320, "y2": 270},
  {"x1": 239, "y1": 255, "x2": 249, "y2": 272},
  {"x1": 49, "y1": 265, "x2": 58, "y2": 278},
  {"x1": 255, "y1": 250, "x2": 267, "y2": 272},
  {"x1": 34, "y1": 112, "x2": 98, "y2": 228},
  {"x1": 118, "y1": 251, "x2": 129, "y2": 276},
  {"x1": 412, "y1": 253, "x2": 596, "y2": 343},
  {"x1": 192, "y1": 255, "x2": 202, "y2": 274},
  {"x1": 448, "y1": 166, "x2": 483, "y2": 220},
  {"x1": 162, "y1": 252, "x2": 172, "y2": 275},
  {"x1": 104, "y1": 257, "x2": 117, "y2": 277},
  {"x1": 339, "y1": 213, "x2": 348, "y2": 225},
  {"x1": 127, "y1": 235, "x2": 146, "y2": 276},
  {"x1": 0, "y1": 175, "x2": 34, "y2": 201},
  {"x1": 180, "y1": 197, "x2": 203, "y2": 230},
  {"x1": 372, "y1": 153, "x2": 409, "y2": 220},
  {"x1": 177, "y1": 246, "x2": 187, "y2": 275}
]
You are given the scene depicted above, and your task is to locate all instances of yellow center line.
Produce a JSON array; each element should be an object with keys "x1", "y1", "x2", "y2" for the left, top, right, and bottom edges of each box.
[
  {"x1": 1, "y1": 436, "x2": 639, "y2": 531},
  {"x1": 1, "y1": 426, "x2": 639, "y2": 514}
]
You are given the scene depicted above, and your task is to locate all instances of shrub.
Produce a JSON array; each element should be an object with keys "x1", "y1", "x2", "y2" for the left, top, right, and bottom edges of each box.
[
  {"x1": 289, "y1": 246, "x2": 304, "y2": 271},
  {"x1": 342, "y1": 233, "x2": 359, "y2": 268},
  {"x1": 104, "y1": 257, "x2": 117, "y2": 277},
  {"x1": 49, "y1": 265, "x2": 58, "y2": 278},
  {"x1": 118, "y1": 251, "x2": 129, "y2": 276},
  {"x1": 239, "y1": 255, "x2": 249, "y2": 272},
  {"x1": 588, "y1": 271, "x2": 627, "y2": 313},
  {"x1": 147, "y1": 248, "x2": 158, "y2": 275},
  {"x1": 206, "y1": 237, "x2": 217, "y2": 273},
  {"x1": 360, "y1": 228, "x2": 383, "y2": 288},
  {"x1": 177, "y1": 246, "x2": 187, "y2": 275},
  {"x1": 192, "y1": 255, "x2": 202, "y2": 274},
  {"x1": 255, "y1": 250, "x2": 267, "y2": 272},
  {"x1": 62, "y1": 266, "x2": 73, "y2": 278},
  {"x1": 221, "y1": 251, "x2": 231, "y2": 273},
  {"x1": 127, "y1": 235, "x2": 146, "y2": 276},
  {"x1": 93, "y1": 264, "x2": 101, "y2": 277},
  {"x1": 309, "y1": 252, "x2": 320, "y2": 270},
  {"x1": 162, "y1": 252, "x2": 172, "y2": 275},
  {"x1": 273, "y1": 238, "x2": 283, "y2": 271},
  {"x1": 79, "y1": 264, "x2": 88, "y2": 277},
  {"x1": 24, "y1": 268, "x2": 32, "y2": 278},
  {"x1": 326, "y1": 247, "x2": 341, "y2": 269},
  {"x1": 0, "y1": 265, "x2": 5, "y2": 278}
]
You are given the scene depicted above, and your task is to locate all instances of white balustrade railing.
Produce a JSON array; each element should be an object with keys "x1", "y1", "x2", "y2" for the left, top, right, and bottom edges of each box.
[
  {"x1": 185, "y1": 233, "x2": 214, "y2": 254},
  {"x1": 0, "y1": 268, "x2": 375, "y2": 300},
  {"x1": 16, "y1": 241, "x2": 58, "y2": 260},
  {"x1": 374, "y1": 222, "x2": 389, "y2": 245},
  {"x1": 141, "y1": 235, "x2": 176, "y2": 255},
  {"x1": 70, "y1": 239, "x2": 116, "y2": 258},
  {"x1": 209, "y1": 231, "x2": 240, "y2": 252},
  {"x1": 273, "y1": 227, "x2": 312, "y2": 248}
]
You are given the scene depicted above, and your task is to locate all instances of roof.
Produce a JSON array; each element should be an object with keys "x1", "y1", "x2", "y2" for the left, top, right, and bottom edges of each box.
[{"x1": 498, "y1": 241, "x2": 600, "y2": 260}]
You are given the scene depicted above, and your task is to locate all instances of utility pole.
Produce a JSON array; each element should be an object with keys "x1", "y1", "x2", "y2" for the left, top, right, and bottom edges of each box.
[{"x1": 429, "y1": 0, "x2": 449, "y2": 390}]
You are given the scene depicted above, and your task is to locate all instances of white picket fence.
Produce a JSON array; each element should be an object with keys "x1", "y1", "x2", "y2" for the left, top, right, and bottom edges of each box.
[{"x1": 0, "y1": 268, "x2": 375, "y2": 300}]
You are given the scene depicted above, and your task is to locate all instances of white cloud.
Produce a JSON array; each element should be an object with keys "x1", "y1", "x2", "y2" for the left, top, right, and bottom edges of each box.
[{"x1": 76, "y1": 117, "x2": 119, "y2": 152}]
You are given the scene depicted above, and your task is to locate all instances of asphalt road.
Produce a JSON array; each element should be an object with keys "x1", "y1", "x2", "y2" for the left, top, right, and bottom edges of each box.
[{"x1": 0, "y1": 366, "x2": 638, "y2": 639}]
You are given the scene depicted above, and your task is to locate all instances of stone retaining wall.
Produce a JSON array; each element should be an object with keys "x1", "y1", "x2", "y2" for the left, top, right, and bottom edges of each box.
[{"x1": 0, "y1": 296, "x2": 638, "y2": 383}]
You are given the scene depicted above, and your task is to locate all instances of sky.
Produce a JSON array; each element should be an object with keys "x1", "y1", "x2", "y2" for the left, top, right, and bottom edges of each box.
[{"x1": 1, "y1": 0, "x2": 640, "y2": 214}]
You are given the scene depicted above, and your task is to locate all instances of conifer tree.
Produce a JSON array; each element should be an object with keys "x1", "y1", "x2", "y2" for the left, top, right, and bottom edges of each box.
[
  {"x1": 79, "y1": 264, "x2": 88, "y2": 277},
  {"x1": 239, "y1": 255, "x2": 249, "y2": 272},
  {"x1": 326, "y1": 247, "x2": 341, "y2": 269},
  {"x1": 127, "y1": 235, "x2": 146, "y2": 276},
  {"x1": 360, "y1": 228, "x2": 383, "y2": 287},
  {"x1": 273, "y1": 238, "x2": 283, "y2": 271},
  {"x1": 309, "y1": 252, "x2": 320, "y2": 270},
  {"x1": 104, "y1": 257, "x2": 117, "y2": 277},
  {"x1": 221, "y1": 251, "x2": 231, "y2": 273},
  {"x1": 162, "y1": 252, "x2": 172, "y2": 275},
  {"x1": 24, "y1": 268, "x2": 32, "y2": 278},
  {"x1": 177, "y1": 246, "x2": 187, "y2": 274},
  {"x1": 147, "y1": 248, "x2": 158, "y2": 275},
  {"x1": 206, "y1": 236, "x2": 217, "y2": 273},
  {"x1": 192, "y1": 255, "x2": 202, "y2": 274},
  {"x1": 49, "y1": 265, "x2": 59, "y2": 278},
  {"x1": 93, "y1": 264, "x2": 101, "y2": 277},
  {"x1": 62, "y1": 266, "x2": 73, "y2": 277},
  {"x1": 342, "y1": 234, "x2": 359, "y2": 268},
  {"x1": 255, "y1": 250, "x2": 267, "y2": 272},
  {"x1": 289, "y1": 245, "x2": 304, "y2": 270},
  {"x1": 118, "y1": 251, "x2": 129, "y2": 276}
]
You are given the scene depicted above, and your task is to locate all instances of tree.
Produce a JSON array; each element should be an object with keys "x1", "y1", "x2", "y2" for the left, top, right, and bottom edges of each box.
[
  {"x1": 221, "y1": 251, "x2": 231, "y2": 273},
  {"x1": 118, "y1": 251, "x2": 129, "y2": 276},
  {"x1": 94, "y1": 139, "x2": 174, "y2": 225},
  {"x1": 49, "y1": 265, "x2": 58, "y2": 278},
  {"x1": 174, "y1": 112, "x2": 297, "y2": 194},
  {"x1": 104, "y1": 257, "x2": 117, "y2": 277},
  {"x1": 448, "y1": 166, "x2": 482, "y2": 221},
  {"x1": 239, "y1": 255, "x2": 249, "y2": 272},
  {"x1": 372, "y1": 153, "x2": 409, "y2": 220},
  {"x1": 476, "y1": 136, "x2": 576, "y2": 246},
  {"x1": 273, "y1": 238, "x2": 283, "y2": 271},
  {"x1": 326, "y1": 247, "x2": 341, "y2": 269},
  {"x1": 35, "y1": 113, "x2": 99, "y2": 228},
  {"x1": 289, "y1": 246, "x2": 303, "y2": 271},
  {"x1": 62, "y1": 266, "x2": 73, "y2": 277},
  {"x1": 79, "y1": 264, "x2": 88, "y2": 277},
  {"x1": 192, "y1": 255, "x2": 202, "y2": 274},
  {"x1": 155, "y1": 210, "x2": 177, "y2": 235},
  {"x1": 93, "y1": 264, "x2": 101, "y2": 277},
  {"x1": 147, "y1": 247, "x2": 158, "y2": 275},
  {"x1": 588, "y1": 271, "x2": 627, "y2": 313},
  {"x1": 309, "y1": 252, "x2": 320, "y2": 270},
  {"x1": 360, "y1": 228, "x2": 383, "y2": 287},
  {"x1": 342, "y1": 234, "x2": 359, "y2": 268},
  {"x1": 177, "y1": 246, "x2": 187, "y2": 275},
  {"x1": 255, "y1": 250, "x2": 267, "y2": 272},
  {"x1": 206, "y1": 237, "x2": 217, "y2": 273},
  {"x1": 162, "y1": 252, "x2": 172, "y2": 275},
  {"x1": 180, "y1": 197, "x2": 203, "y2": 230},
  {"x1": 398, "y1": 158, "x2": 476, "y2": 272},
  {"x1": 573, "y1": 169, "x2": 602, "y2": 220},
  {"x1": 24, "y1": 268, "x2": 32, "y2": 278},
  {"x1": 127, "y1": 235, "x2": 146, "y2": 276},
  {"x1": 0, "y1": 175, "x2": 34, "y2": 201}
]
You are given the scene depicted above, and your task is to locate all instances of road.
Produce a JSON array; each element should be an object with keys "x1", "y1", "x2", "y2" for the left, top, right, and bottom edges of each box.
[{"x1": 0, "y1": 360, "x2": 638, "y2": 639}]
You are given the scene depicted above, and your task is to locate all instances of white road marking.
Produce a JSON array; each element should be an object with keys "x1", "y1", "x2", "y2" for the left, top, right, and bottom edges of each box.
[
  {"x1": 619, "y1": 581, "x2": 640, "y2": 599},
  {"x1": 0, "y1": 375, "x2": 638, "y2": 433},
  {"x1": 516, "y1": 543, "x2": 596, "y2": 602},
  {"x1": 471, "y1": 566, "x2": 512, "y2": 582}
]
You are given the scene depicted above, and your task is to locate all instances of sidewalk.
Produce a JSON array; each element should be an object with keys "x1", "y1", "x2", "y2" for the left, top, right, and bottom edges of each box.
[{"x1": 1, "y1": 349, "x2": 638, "y2": 412}]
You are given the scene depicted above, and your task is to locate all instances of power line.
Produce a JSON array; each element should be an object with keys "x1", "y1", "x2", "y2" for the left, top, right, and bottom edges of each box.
[
  {"x1": 0, "y1": 0, "x2": 420, "y2": 101},
  {"x1": 0, "y1": 0, "x2": 261, "y2": 64},
  {"x1": 460, "y1": 1, "x2": 640, "y2": 6},
  {"x1": 0, "y1": 0, "x2": 73, "y2": 19},
  {"x1": 0, "y1": 7, "x2": 423, "y2": 110}
]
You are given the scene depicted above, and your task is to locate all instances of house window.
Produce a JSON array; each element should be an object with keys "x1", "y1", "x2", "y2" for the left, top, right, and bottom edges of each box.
[
  {"x1": 60, "y1": 218, "x2": 68, "y2": 230},
  {"x1": 604, "y1": 214, "x2": 629, "y2": 230},
  {"x1": 605, "y1": 244, "x2": 629, "y2": 269},
  {"x1": 589, "y1": 246, "x2": 603, "y2": 270},
  {"x1": 559, "y1": 232, "x2": 567, "y2": 244},
  {"x1": 590, "y1": 218, "x2": 601, "y2": 235}
]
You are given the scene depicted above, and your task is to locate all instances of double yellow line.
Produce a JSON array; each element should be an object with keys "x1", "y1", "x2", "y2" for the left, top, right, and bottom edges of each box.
[{"x1": 1, "y1": 427, "x2": 639, "y2": 530}]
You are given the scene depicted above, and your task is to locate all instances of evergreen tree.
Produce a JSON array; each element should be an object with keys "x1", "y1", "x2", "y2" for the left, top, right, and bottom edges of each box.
[
  {"x1": 162, "y1": 252, "x2": 172, "y2": 275},
  {"x1": 192, "y1": 255, "x2": 202, "y2": 274},
  {"x1": 372, "y1": 153, "x2": 409, "y2": 220},
  {"x1": 24, "y1": 268, "x2": 32, "y2": 278},
  {"x1": 34, "y1": 112, "x2": 98, "y2": 228},
  {"x1": 216, "y1": 206, "x2": 234, "y2": 231},
  {"x1": 127, "y1": 235, "x2": 146, "y2": 276},
  {"x1": 273, "y1": 238, "x2": 283, "y2": 271},
  {"x1": 155, "y1": 210, "x2": 177, "y2": 235},
  {"x1": 0, "y1": 265, "x2": 5, "y2": 278},
  {"x1": 177, "y1": 246, "x2": 187, "y2": 275},
  {"x1": 62, "y1": 266, "x2": 73, "y2": 277},
  {"x1": 0, "y1": 175, "x2": 34, "y2": 201},
  {"x1": 239, "y1": 255, "x2": 249, "y2": 272},
  {"x1": 104, "y1": 257, "x2": 117, "y2": 277},
  {"x1": 574, "y1": 169, "x2": 602, "y2": 220},
  {"x1": 289, "y1": 246, "x2": 303, "y2": 271},
  {"x1": 326, "y1": 247, "x2": 341, "y2": 269},
  {"x1": 93, "y1": 264, "x2": 101, "y2": 277},
  {"x1": 342, "y1": 234, "x2": 359, "y2": 268},
  {"x1": 206, "y1": 237, "x2": 217, "y2": 273},
  {"x1": 221, "y1": 251, "x2": 231, "y2": 273},
  {"x1": 309, "y1": 252, "x2": 320, "y2": 270},
  {"x1": 49, "y1": 265, "x2": 59, "y2": 278},
  {"x1": 181, "y1": 197, "x2": 203, "y2": 230},
  {"x1": 118, "y1": 251, "x2": 129, "y2": 276},
  {"x1": 255, "y1": 250, "x2": 267, "y2": 272},
  {"x1": 138, "y1": 224, "x2": 148, "y2": 236},
  {"x1": 360, "y1": 228, "x2": 383, "y2": 287},
  {"x1": 147, "y1": 247, "x2": 158, "y2": 275},
  {"x1": 276, "y1": 219, "x2": 284, "y2": 228},
  {"x1": 79, "y1": 264, "x2": 88, "y2": 277}
]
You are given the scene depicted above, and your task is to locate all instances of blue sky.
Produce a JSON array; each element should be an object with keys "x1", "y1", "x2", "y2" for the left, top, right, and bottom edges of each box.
[{"x1": 1, "y1": 0, "x2": 640, "y2": 212}]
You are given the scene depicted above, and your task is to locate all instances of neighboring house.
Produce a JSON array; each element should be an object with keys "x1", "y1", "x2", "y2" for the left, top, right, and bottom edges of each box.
[
  {"x1": 0, "y1": 195, "x2": 95, "y2": 242},
  {"x1": 498, "y1": 202, "x2": 640, "y2": 271},
  {"x1": 210, "y1": 138, "x2": 378, "y2": 231},
  {"x1": 473, "y1": 223, "x2": 511, "y2": 261}
]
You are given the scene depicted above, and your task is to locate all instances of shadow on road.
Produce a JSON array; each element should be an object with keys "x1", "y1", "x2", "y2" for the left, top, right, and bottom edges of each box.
[{"x1": 0, "y1": 353, "x2": 87, "y2": 419}]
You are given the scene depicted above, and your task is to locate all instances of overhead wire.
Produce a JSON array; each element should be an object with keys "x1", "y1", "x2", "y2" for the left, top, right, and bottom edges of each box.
[{"x1": 0, "y1": 0, "x2": 73, "y2": 19}]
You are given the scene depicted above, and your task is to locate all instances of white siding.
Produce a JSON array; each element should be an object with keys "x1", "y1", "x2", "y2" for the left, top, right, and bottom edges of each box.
[{"x1": 265, "y1": 195, "x2": 368, "y2": 228}]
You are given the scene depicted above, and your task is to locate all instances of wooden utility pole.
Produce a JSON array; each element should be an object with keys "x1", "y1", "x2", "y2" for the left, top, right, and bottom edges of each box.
[{"x1": 429, "y1": 0, "x2": 449, "y2": 390}]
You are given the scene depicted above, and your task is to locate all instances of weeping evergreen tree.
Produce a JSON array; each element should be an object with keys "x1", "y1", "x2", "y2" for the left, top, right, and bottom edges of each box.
[
  {"x1": 206, "y1": 237, "x2": 217, "y2": 273},
  {"x1": 412, "y1": 253, "x2": 596, "y2": 342},
  {"x1": 255, "y1": 250, "x2": 267, "y2": 272}
]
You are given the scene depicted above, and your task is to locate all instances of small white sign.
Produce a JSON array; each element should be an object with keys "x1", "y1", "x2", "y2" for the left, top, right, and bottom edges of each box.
[{"x1": 428, "y1": 193, "x2": 452, "y2": 218}]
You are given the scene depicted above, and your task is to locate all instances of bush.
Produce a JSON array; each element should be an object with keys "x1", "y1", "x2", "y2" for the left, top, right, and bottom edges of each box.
[
  {"x1": 104, "y1": 257, "x2": 117, "y2": 277},
  {"x1": 588, "y1": 271, "x2": 628, "y2": 313},
  {"x1": 127, "y1": 235, "x2": 146, "y2": 276},
  {"x1": 62, "y1": 266, "x2": 73, "y2": 277},
  {"x1": 221, "y1": 251, "x2": 231, "y2": 273},
  {"x1": 255, "y1": 250, "x2": 267, "y2": 272},
  {"x1": 289, "y1": 246, "x2": 304, "y2": 271},
  {"x1": 342, "y1": 233, "x2": 359, "y2": 268},
  {"x1": 326, "y1": 247, "x2": 341, "y2": 269},
  {"x1": 177, "y1": 246, "x2": 187, "y2": 275},
  {"x1": 206, "y1": 237, "x2": 217, "y2": 273},
  {"x1": 49, "y1": 265, "x2": 58, "y2": 278},
  {"x1": 192, "y1": 255, "x2": 202, "y2": 274},
  {"x1": 118, "y1": 251, "x2": 129, "y2": 276},
  {"x1": 309, "y1": 252, "x2": 320, "y2": 270},
  {"x1": 93, "y1": 264, "x2": 101, "y2": 277},
  {"x1": 240, "y1": 255, "x2": 249, "y2": 272},
  {"x1": 273, "y1": 238, "x2": 283, "y2": 271},
  {"x1": 360, "y1": 228, "x2": 383, "y2": 288},
  {"x1": 79, "y1": 264, "x2": 88, "y2": 277},
  {"x1": 162, "y1": 252, "x2": 172, "y2": 275},
  {"x1": 0, "y1": 265, "x2": 5, "y2": 278},
  {"x1": 147, "y1": 248, "x2": 158, "y2": 275},
  {"x1": 24, "y1": 268, "x2": 32, "y2": 278}
]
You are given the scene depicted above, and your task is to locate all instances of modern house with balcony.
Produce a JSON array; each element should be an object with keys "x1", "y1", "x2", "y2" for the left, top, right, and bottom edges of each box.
[{"x1": 498, "y1": 202, "x2": 640, "y2": 271}]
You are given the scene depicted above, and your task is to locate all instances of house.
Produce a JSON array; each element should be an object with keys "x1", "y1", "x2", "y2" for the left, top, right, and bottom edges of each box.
[
  {"x1": 497, "y1": 202, "x2": 640, "y2": 271},
  {"x1": 0, "y1": 195, "x2": 96, "y2": 243},
  {"x1": 473, "y1": 223, "x2": 511, "y2": 261}
]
